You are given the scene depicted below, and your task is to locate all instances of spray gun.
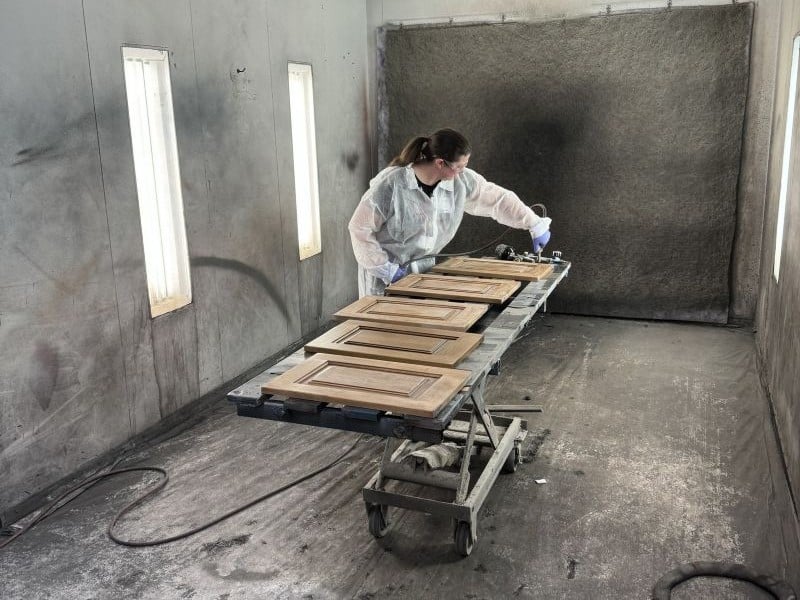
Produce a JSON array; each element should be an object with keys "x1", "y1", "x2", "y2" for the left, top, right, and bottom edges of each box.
[{"x1": 495, "y1": 244, "x2": 563, "y2": 264}]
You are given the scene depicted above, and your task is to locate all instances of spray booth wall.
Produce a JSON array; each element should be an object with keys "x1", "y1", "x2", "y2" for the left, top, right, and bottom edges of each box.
[
  {"x1": 756, "y1": 0, "x2": 800, "y2": 522},
  {"x1": 0, "y1": 0, "x2": 369, "y2": 521},
  {"x1": 379, "y1": 4, "x2": 753, "y2": 323}
]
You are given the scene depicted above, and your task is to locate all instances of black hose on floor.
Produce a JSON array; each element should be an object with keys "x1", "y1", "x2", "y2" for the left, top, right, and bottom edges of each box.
[
  {"x1": 652, "y1": 561, "x2": 796, "y2": 600},
  {"x1": 0, "y1": 467, "x2": 167, "y2": 550},
  {"x1": 0, "y1": 436, "x2": 364, "y2": 549}
]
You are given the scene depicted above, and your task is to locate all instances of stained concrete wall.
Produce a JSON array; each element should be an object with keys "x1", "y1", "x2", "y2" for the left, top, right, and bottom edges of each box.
[
  {"x1": 366, "y1": 0, "x2": 771, "y2": 324},
  {"x1": 0, "y1": 0, "x2": 368, "y2": 520},
  {"x1": 756, "y1": 0, "x2": 800, "y2": 517}
]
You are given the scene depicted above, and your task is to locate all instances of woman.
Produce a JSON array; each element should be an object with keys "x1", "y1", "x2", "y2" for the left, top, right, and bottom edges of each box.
[{"x1": 349, "y1": 128, "x2": 552, "y2": 297}]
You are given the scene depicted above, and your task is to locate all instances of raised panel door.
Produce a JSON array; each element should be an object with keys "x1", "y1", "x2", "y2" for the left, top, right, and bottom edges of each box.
[
  {"x1": 431, "y1": 257, "x2": 554, "y2": 281},
  {"x1": 305, "y1": 319, "x2": 483, "y2": 366},
  {"x1": 261, "y1": 353, "x2": 469, "y2": 417},
  {"x1": 386, "y1": 274, "x2": 520, "y2": 304},
  {"x1": 333, "y1": 295, "x2": 489, "y2": 331}
]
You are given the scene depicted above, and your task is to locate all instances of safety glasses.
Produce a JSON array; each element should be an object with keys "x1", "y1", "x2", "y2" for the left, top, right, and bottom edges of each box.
[{"x1": 442, "y1": 158, "x2": 468, "y2": 173}]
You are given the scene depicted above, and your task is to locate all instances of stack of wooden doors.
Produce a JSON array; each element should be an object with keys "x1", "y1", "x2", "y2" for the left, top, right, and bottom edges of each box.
[{"x1": 262, "y1": 258, "x2": 553, "y2": 418}]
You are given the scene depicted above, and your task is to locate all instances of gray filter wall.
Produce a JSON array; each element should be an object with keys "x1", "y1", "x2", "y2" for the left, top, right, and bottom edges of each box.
[{"x1": 380, "y1": 4, "x2": 753, "y2": 322}]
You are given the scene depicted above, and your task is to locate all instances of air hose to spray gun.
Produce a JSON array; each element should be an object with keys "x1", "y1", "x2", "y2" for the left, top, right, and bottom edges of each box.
[{"x1": 399, "y1": 203, "x2": 548, "y2": 269}]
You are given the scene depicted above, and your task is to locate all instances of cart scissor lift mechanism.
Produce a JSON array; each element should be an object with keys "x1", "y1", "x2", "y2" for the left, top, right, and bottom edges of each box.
[{"x1": 227, "y1": 262, "x2": 570, "y2": 556}]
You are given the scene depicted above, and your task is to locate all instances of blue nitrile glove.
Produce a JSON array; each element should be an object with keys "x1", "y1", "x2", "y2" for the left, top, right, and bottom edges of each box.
[
  {"x1": 532, "y1": 230, "x2": 551, "y2": 253},
  {"x1": 390, "y1": 265, "x2": 408, "y2": 283}
]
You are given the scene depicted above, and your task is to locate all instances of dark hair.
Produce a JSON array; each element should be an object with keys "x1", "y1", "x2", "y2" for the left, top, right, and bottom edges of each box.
[{"x1": 389, "y1": 128, "x2": 471, "y2": 166}]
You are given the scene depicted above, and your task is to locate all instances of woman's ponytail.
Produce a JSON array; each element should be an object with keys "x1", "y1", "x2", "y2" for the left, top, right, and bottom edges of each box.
[
  {"x1": 388, "y1": 129, "x2": 471, "y2": 167},
  {"x1": 389, "y1": 136, "x2": 431, "y2": 166}
]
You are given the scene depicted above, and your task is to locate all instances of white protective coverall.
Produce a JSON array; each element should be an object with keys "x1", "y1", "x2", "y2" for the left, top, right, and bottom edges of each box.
[{"x1": 349, "y1": 164, "x2": 552, "y2": 297}]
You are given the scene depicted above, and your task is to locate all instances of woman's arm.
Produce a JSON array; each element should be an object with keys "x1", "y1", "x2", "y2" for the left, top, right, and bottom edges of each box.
[
  {"x1": 461, "y1": 168, "x2": 551, "y2": 237},
  {"x1": 348, "y1": 181, "x2": 401, "y2": 284}
]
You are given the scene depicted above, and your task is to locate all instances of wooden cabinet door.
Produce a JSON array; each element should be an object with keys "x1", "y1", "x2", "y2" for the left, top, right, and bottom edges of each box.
[
  {"x1": 432, "y1": 257, "x2": 554, "y2": 281},
  {"x1": 262, "y1": 353, "x2": 469, "y2": 418},
  {"x1": 305, "y1": 320, "x2": 483, "y2": 367},
  {"x1": 386, "y1": 273, "x2": 520, "y2": 304},
  {"x1": 333, "y1": 295, "x2": 489, "y2": 331}
]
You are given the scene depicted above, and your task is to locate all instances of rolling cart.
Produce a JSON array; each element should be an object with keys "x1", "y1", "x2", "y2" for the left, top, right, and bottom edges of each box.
[{"x1": 227, "y1": 261, "x2": 570, "y2": 555}]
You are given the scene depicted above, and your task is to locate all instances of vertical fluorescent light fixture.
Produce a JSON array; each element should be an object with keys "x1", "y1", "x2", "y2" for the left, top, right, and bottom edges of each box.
[
  {"x1": 122, "y1": 46, "x2": 192, "y2": 316},
  {"x1": 288, "y1": 63, "x2": 322, "y2": 259},
  {"x1": 775, "y1": 36, "x2": 800, "y2": 282}
]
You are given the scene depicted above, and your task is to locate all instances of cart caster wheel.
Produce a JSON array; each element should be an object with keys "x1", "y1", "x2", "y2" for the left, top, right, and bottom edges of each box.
[
  {"x1": 367, "y1": 504, "x2": 389, "y2": 538},
  {"x1": 502, "y1": 446, "x2": 521, "y2": 474},
  {"x1": 454, "y1": 521, "x2": 475, "y2": 556}
]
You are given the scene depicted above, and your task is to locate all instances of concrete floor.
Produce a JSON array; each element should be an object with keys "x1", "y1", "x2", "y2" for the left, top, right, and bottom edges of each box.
[{"x1": 1, "y1": 314, "x2": 798, "y2": 599}]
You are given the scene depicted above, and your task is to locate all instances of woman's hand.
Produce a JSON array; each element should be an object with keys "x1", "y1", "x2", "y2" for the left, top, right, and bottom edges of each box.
[
  {"x1": 390, "y1": 265, "x2": 408, "y2": 283},
  {"x1": 532, "y1": 230, "x2": 551, "y2": 253}
]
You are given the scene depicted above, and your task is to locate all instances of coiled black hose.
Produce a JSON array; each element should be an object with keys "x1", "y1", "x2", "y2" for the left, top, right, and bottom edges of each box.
[{"x1": 652, "y1": 561, "x2": 796, "y2": 600}]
